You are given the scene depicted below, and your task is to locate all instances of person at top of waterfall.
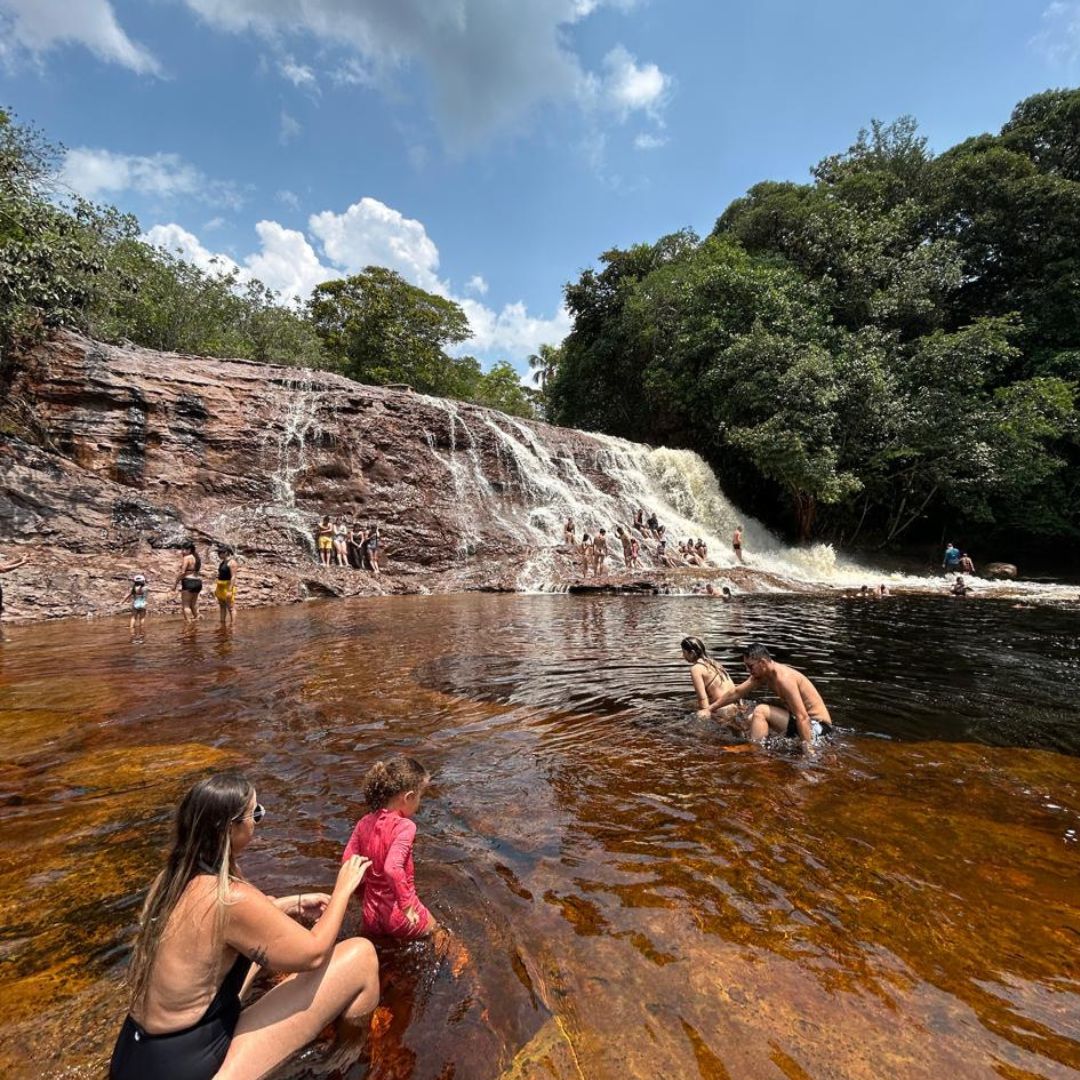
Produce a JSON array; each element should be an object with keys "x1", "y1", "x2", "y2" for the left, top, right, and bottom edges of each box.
[
  {"x1": 563, "y1": 517, "x2": 575, "y2": 547},
  {"x1": 316, "y1": 516, "x2": 334, "y2": 567},
  {"x1": 215, "y1": 546, "x2": 239, "y2": 628},
  {"x1": 959, "y1": 552, "x2": 975, "y2": 575},
  {"x1": 732, "y1": 526, "x2": 744, "y2": 563},
  {"x1": 682, "y1": 637, "x2": 742, "y2": 724},
  {"x1": 108, "y1": 772, "x2": 379, "y2": 1080},
  {"x1": 942, "y1": 542, "x2": 961, "y2": 572},
  {"x1": 342, "y1": 756, "x2": 437, "y2": 940},
  {"x1": 706, "y1": 644, "x2": 833, "y2": 748},
  {"x1": 121, "y1": 573, "x2": 149, "y2": 638},
  {"x1": 333, "y1": 517, "x2": 350, "y2": 567},
  {"x1": 593, "y1": 529, "x2": 610, "y2": 574},
  {"x1": 0, "y1": 549, "x2": 27, "y2": 626},
  {"x1": 367, "y1": 525, "x2": 382, "y2": 575},
  {"x1": 579, "y1": 533, "x2": 594, "y2": 577},
  {"x1": 951, "y1": 575, "x2": 969, "y2": 597},
  {"x1": 176, "y1": 542, "x2": 203, "y2": 622}
]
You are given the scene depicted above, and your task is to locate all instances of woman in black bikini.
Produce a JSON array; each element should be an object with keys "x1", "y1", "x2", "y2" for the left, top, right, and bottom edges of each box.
[
  {"x1": 109, "y1": 772, "x2": 379, "y2": 1080},
  {"x1": 176, "y1": 542, "x2": 203, "y2": 622}
]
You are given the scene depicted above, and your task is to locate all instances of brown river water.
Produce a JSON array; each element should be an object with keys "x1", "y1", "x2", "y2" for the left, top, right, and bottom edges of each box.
[{"x1": 1, "y1": 593, "x2": 1079, "y2": 1079}]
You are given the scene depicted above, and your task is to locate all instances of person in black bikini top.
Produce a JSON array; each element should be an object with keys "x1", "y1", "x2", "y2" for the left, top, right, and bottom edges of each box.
[{"x1": 175, "y1": 542, "x2": 203, "y2": 623}]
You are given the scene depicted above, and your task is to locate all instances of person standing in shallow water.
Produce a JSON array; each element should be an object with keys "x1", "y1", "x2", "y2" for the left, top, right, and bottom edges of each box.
[
  {"x1": 214, "y1": 546, "x2": 239, "y2": 628},
  {"x1": 175, "y1": 542, "x2": 203, "y2": 622},
  {"x1": 316, "y1": 516, "x2": 334, "y2": 567},
  {"x1": 707, "y1": 644, "x2": 833, "y2": 749},
  {"x1": 122, "y1": 574, "x2": 149, "y2": 639},
  {"x1": 108, "y1": 772, "x2": 379, "y2": 1080}
]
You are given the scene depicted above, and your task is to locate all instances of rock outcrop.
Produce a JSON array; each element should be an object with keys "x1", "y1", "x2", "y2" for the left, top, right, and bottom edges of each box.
[{"x1": 0, "y1": 332, "x2": 786, "y2": 622}]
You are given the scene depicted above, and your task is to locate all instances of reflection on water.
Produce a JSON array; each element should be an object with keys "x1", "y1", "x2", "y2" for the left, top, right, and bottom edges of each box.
[{"x1": 1, "y1": 594, "x2": 1079, "y2": 1078}]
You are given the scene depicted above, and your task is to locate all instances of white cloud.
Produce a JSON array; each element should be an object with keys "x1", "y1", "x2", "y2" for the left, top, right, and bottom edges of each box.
[
  {"x1": 177, "y1": 0, "x2": 668, "y2": 149},
  {"x1": 598, "y1": 45, "x2": 670, "y2": 120},
  {"x1": 145, "y1": 195, "x2": 569, "y2": 357},
  {"x1": 309, "y1": 197, "x2": 442, "y2": 291},
  {"x1": 60, "y1": 148, "x2": 244, "y2": 208},
  {"x1": 202, "y1": 216, "x2": 226, "y2": 231},
  {"x1": 276, "y1": 189, "x2": 301, "y2": 209},
  {"x1": 278, "y1": 55, "x2": 318, "y2": 90},
  {"x1": 634, "y1": 132, "x2": 668, "y2": 151},
  {"x1": 457, "y1": 298, "x2": 572, "y2": 359},
  {"x1": 144, "y1": 223, "x2": 243, "y2": 278},
  {"x1": 279, "y1": 110, "x2": 302, "y2": 144},
  {"x1": 244, "y1": 220, "x2": 335, "y2": 300},
  {"x1": 0, "y1": 0, "x2": 160, "y2": 74},
  {"x1": 1033, "y1": 2, "x2": 1080, "y2": 65}
]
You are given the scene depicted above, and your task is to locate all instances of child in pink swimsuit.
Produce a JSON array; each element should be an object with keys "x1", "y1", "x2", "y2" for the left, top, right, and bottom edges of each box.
[{"x1": 342, "y1": 756, "x2": 434, "y2": 939}]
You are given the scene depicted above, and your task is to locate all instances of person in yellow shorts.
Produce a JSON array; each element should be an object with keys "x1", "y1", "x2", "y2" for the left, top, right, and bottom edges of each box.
[
  {"x1": 215, "y1": 545, "x2": 239, "y2": 627},
  {"x1": 316, "y1": 515, "x2": 334, "y2": 566}
]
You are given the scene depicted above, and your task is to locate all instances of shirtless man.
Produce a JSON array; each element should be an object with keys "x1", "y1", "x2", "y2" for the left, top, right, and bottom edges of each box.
[
  {"x1": 732, "y1": 526, "x2": 744, "y2": 563},
  {"x1": 707, "y1": 643, "x2": 832, "y2": 748},
  {"x1": 593, "y1": 529, "x2": 609, "y2": 575}
]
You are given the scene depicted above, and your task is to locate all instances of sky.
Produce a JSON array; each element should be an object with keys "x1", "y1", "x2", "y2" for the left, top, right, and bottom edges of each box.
[{"x1": 1, "y1": 0, "x2": 1077, "y2": 374}]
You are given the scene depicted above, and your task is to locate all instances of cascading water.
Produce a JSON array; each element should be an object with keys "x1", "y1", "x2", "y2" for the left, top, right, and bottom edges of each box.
[{"x1": 412, "y1": 400, "x2": 1070, "y2": 597}]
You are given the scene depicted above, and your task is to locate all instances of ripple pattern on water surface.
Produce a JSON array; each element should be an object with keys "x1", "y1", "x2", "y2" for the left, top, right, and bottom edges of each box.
[{"x1": 0, "y1": 593, "x2": 1079, "y2": 1079}]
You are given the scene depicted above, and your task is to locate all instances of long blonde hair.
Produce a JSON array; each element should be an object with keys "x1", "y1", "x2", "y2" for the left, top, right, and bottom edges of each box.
[{"x1": 126, "y1": 772, "x2": 253, "y2": 1009}]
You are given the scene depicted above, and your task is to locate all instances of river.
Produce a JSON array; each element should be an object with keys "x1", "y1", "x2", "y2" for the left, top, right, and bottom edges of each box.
[{"x1": 1, "y1": 593, "x2": 1078, "y2": 1078}]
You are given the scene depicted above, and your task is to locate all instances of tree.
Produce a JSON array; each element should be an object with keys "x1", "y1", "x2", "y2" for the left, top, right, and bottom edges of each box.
[{"x1": 308, "y1": 267, "x2": 471, "y2": 395}]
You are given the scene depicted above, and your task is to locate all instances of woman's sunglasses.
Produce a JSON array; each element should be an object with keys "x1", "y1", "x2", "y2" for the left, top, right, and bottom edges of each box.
[{"x1": 235, "y1": 803, "x2": 266, "y2": 824}]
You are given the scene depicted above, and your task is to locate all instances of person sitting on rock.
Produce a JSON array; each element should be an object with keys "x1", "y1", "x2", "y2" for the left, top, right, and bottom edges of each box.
[
  {"x1": 563, "y1": 517, "x2": 575, "y2": 547},
  {"x1": 647, "y1": 511, "x2": 660, "y2": 539}
]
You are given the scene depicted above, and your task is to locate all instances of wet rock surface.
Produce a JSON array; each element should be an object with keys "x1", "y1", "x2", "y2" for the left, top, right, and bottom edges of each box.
[{"x1": 0, "y1": 332, "x2": 803, "y2": 623}]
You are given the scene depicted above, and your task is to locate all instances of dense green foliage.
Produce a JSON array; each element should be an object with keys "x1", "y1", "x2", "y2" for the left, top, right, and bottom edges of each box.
[
  {"x1": 0, "y1": 109, "x2": 536, "y2": 418},
  {"x1": 546, "y1": 92, "x2": 1080, "y2": 544}
]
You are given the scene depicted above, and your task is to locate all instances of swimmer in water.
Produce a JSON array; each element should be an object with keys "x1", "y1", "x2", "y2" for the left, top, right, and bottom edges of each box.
[
  {"x1": 707, "y1": 643, "x2": 833, "y2": 749},
  {"x1": 681, "y1": 637, "x2": 741, "y2": 724}
]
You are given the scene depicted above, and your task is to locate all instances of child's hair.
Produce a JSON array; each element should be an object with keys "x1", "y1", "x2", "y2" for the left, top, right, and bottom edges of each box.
[{"x1": 363, "y1": 755, "x2": 429, "y2": 811}]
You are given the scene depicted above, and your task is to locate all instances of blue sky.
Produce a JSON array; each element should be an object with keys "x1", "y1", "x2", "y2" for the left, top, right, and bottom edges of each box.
[{"x1": 1, "y1": 0, "x2": 1077, "y2": 372}]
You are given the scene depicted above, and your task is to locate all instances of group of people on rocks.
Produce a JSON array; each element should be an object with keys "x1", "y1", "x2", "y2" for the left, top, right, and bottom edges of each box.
[
  {"x1": 563, "y1": 510, "x2": 746, "y2": 578},
  {"x1": 316, "y1": 516, "x2": 382, "y2": 574}
]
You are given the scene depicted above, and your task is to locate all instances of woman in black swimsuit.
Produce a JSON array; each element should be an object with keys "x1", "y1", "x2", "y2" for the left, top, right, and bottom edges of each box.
[
  {"x1": 109, "y1": 772, "x2": 379, "y2": 1080},
  {"x1": 175, "y1": 542, "x2": 203, "y2": 622}
]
